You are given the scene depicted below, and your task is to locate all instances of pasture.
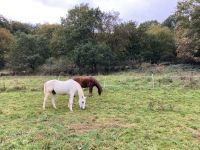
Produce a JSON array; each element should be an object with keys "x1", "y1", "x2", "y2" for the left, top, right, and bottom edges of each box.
[{"x1": 1, "y1": 65, "x2": 200, "y2": 149}]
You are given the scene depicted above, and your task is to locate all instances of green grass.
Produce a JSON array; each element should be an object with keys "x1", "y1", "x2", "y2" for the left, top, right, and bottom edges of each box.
[{"x1": 1, "y1": 68, "x2": 200, "y2": 149}]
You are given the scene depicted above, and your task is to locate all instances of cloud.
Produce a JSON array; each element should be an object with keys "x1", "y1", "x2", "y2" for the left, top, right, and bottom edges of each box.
[
  {"x1": 0, "y1": 0, "x2": 67, "y2": 24},
  {"x1": 35, "y1": 0, "x2": 75, "y2": 9},
  {"x1": 90, "y1": 0, "x2": 178, "y2": 23},
  {"x1": 0, "y1": 0, "x2": 178, "y2": 24}
]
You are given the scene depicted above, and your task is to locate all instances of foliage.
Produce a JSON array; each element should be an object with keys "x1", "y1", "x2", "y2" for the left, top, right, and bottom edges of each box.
[
  {"x1": 138, "y1": 20, "x2": 160, "y2": 33},
  {"x1": 175, "y1": 0, "x2": 200, "y2": 63},
  {"x1": 50, "y1": 27, "x2": 68, "y2": 57},
  {"x1": 0, "y1": 27, "x2": 14, "y2": 68},
  {"x1": 0, "y1": 15, "x2": 10, "y2": 30},
  {"x1": 33, "y1": 24, "x2": 61, "y2": 57},
  {"x1": 138, "y1": 24, "x2": 176, "y2": 63},
  {"x1": 73, "y1": 42, "x2": 114, "y2": 73},
  {"x1": 61, "y1": 4, "x2": 103, "y2": 51},
  {"x1": 37, "y1": 56, "x2": 73, "y2": 75},
  {"x1": 162, "y1": 14, "x2": 177, "y2": 29},
  {"x1": 8, "y1": 33, "x2": 43, "y2": 71},
  {"x1": 10, "y1": 21, "x2": 33, "y2": 34},
  {"x1": 33, "y1": 24, "x2": 60, "y2": 59},
  {"x1": 112, "y1": 21, "x2": 140, "y2": 62},
  {"x1": 147, "y1": 25, "x2": 175, "y2": 62}
]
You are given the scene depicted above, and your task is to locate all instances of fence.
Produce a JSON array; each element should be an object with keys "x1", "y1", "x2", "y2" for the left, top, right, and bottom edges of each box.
[
  {"x1": 101, "y1": 74, "x2": 200, "y2": 90},
  {"x1": 0, "y1": 74, "x2": 200, "y2": 92}
]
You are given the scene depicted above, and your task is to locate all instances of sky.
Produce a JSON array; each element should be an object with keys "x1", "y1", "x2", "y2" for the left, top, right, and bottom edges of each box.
[{"x1": 0, "y1": 0, "x2": 178, "y2": 25}]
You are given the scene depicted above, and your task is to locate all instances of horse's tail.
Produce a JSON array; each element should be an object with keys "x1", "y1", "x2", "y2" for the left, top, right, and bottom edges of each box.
[
  {"x1": 44, "y1": 83, "x2": 46, "y2": 94},
  {"x1": 93, "y1": 78, "x2": 103, "y2": 95}
]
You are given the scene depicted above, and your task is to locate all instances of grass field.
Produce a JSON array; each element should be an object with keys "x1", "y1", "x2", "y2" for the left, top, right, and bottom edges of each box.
[{"x1": 1, "y1": 65, "x2": 200, "y2": 149}]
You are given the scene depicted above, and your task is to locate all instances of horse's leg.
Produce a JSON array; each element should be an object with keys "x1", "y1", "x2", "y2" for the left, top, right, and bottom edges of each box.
[
  {"x1": 43, "y1": 92, "x2": 50, "y2": 110},
  {"x1": 89, "y1": 86, "x2": 93, "y2": 97},
  {"x1": 51, "y1": 94, "x2": 57, "y2": 109},
  {"x1": 68, "y1": 93, "x2": 74, "y2": 111}
]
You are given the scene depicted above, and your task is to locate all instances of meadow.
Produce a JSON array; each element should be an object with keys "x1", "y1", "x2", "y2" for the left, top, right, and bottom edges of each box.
[{"x1": 1, "y1": 64, "x2": 200, "y2": 149}]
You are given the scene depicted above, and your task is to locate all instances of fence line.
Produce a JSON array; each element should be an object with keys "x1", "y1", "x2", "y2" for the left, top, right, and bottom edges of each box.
[
  {"x1": 100, "y1": 75, "x2": 200, "y2": 78},
  {"x1": 0, "y1": 74, "x2": 200, "y2": 90},
  {"x1": 101, "y1": 74, "x2": 200, "y2": 90}
]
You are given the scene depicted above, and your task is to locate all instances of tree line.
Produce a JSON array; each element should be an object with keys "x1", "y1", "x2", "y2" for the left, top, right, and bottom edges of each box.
[{"x1": 0, "y1": 0, "x2": 199, "y2": 74}]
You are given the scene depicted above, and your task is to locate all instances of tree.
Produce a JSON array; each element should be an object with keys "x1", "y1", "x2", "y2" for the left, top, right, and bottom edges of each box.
[
  {"x1": 34, "y1": 24, "x2": 59, "y2": 39},
  {"x1": 138, "y1": 20, "x2": 160, "y2": 33},
  {"x1": 50, "y1": 27, "x2": 68, "y2": 57},
  {"x1": 73, "y1": 42, "x2": 114, "y2": 73},
  {"x1": 60, "y1": 4, "x2": 120, "y2": 52},
  {"x1": 95, "y1": 11, "x2": 120, "y2": 46},
  {"x1": 8, "y1": 33, "x2": 42, "y2": 71},
  {"x1": 110, "y1": 21, "x2": 140, "y2": 63},
  {"x1": 0, "y1": 28, "x2": 14, "y2": 68},
  {"x1": 35, "y1": 34, "x2": 51, "y2": 61},
  {"x1": 175, "y1": 0, "x2": 200, "y2": 63},
  {"x1": 34, "y1": 24, "x2": 60, "y2": 58},
  {"x1": 189, "y1": 1, "x2": 200, "y2": 55},
  {"x1": 141, "y1": 25, "x2": 176, "y2": 63},
  {"x1": 10, "y1": 21, "x2": 33, "y2": 34},
  {"x1": 61, "y1": 4, "x2": 103, "y2": 51},
  {"x1": 0, "y1": 15, "x2": 10, "y2": 30},
  {"x1": 162, "y1": 14, "x2": 177, "y2": 30}
]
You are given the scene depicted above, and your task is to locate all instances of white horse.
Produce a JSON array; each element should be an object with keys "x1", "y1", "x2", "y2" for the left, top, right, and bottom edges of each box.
[{"x1": 43, "y1": 79, "x2": 86, "y2": 111}]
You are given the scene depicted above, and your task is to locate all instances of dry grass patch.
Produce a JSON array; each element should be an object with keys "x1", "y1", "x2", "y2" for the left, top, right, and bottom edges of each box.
[{"x1": 68, "y1": 120, "x2": 135, "y2": 133}]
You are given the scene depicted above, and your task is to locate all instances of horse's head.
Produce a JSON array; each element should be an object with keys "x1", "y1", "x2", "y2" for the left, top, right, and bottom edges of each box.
[{"x1": 79, "y1": 96, "x2": 86, "y2": 109}]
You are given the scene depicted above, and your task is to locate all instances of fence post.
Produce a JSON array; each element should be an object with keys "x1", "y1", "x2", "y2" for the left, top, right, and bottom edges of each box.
[
  {"x1": 152, "y1": 74, "x2": 155, "y2": 89},
  {"x1": 104, "y1": 77, "x2": 106, "y2": 88}
]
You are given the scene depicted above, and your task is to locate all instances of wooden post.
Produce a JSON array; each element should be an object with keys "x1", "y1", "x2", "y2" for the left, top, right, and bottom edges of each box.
[
  {"x1": 152, "y1": 74, "x2": 154, "y2": 89},
  {"x1": 104, "y1": 77, "x2": 106, "y2": 88}
]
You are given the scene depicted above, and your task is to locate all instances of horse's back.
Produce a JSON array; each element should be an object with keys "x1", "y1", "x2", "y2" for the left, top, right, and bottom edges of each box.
[
  {"x1": 44, "y1": 79, "x2": 79, "y2": 95},
  {"x1": 73, "y1": 76, "x2": 94, "y2": 88},
  {"x1": 65, "y1": 79, "x2": 81, "y2": 90}
]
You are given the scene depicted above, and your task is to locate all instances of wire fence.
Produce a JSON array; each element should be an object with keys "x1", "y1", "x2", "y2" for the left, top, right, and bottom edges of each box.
[
  {"x1": 1, "y1": 74, "x2": 200, "y2": 92},
  {"x1": 101, "y1": 74, "x2": 200, "y2": 90}
]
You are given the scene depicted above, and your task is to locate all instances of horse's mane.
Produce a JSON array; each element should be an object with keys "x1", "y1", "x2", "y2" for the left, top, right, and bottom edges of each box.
[{"x1": 91, "y1": 77, "x2": 103, "y2": 95}]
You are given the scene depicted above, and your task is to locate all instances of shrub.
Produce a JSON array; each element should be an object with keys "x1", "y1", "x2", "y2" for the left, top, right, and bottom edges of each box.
[{"x1": 37, "y1": 56, "x2": 74, "y2": 75}]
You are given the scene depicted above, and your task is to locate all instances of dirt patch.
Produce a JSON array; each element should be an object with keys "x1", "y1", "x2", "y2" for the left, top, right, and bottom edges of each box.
[
  {"x1": 68, "y1": 122, "x2": 135, "y2": 133},
  {"x1": 196, "y1": 133, "x2": 200, "y2": 141},
  {"x1": 183, "y1": 126, "x2": 200, "y2": 141},
  {"x1": 35, "y1": 132, "x2": 45, "y2": 141}
]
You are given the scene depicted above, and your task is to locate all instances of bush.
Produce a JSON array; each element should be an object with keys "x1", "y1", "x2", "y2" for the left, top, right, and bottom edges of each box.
[{"x1": 37, "y1": 56, "x2": 74, "y2": 75}]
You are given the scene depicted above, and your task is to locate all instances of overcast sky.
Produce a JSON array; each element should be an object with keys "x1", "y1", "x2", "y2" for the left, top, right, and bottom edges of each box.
[{"x1": 0, "y1": 0, "x2": 178, "y2": 24}]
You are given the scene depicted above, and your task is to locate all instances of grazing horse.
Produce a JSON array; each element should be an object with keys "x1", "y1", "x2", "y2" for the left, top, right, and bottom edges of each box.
[
  {"x1": 43, "y1": 79, "x2": 86, "y2": 111},
  {"x1": 73, "y1": 76, "x2": 103, "y2": 96}
]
